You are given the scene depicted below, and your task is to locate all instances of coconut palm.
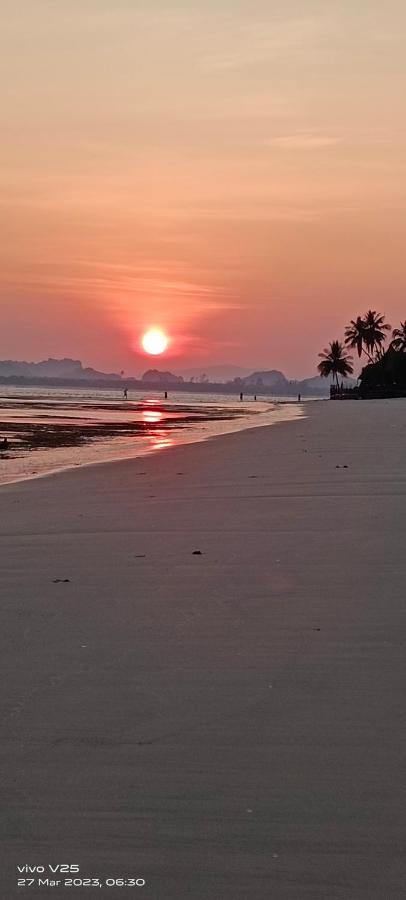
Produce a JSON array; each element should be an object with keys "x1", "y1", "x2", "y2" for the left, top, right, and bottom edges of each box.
[
  {"x1": 317, "y1": 341, "x2": 354, "y2": 387},
  {"x1": 363, "y1": 310, "x2": 391, "y2": 359},
  {"x1": 345, "y1": 310, "x2": 390, "y2": 362},
  {"x1": 345, "y1": 316, "x2": 371, "y2": 360},
  {"x1": 391, "y1": 321, "x2": 406, "y2": 352}
]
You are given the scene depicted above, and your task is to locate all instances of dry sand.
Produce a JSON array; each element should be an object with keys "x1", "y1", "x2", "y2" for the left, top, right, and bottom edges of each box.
[{"x1": 1, "y1": 399, "x2": 406, "y2": 899}]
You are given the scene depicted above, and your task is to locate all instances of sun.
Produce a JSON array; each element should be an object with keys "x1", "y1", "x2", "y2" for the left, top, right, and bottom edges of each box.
[{"x1": 141, "y1": 328, "x2": 168, "y2": 355}]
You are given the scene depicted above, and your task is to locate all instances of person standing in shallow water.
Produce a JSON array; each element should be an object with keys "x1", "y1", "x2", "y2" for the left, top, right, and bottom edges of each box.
[{"x1": 123, "y1": 388, "x2": 128, "y2": 400}]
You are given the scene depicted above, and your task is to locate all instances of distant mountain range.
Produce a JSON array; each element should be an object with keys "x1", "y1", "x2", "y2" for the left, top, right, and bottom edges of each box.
[
  {"x1": 0, "y1": 358, "x2": 121, "y2": 380},
  {"x1": 239, "y1": 369, "x2": 352, "y2": 395},
  {"x1": 141, "y1": 368, "x2": 354, "y2": 395},
  {"x1": 0, "y1": 357, "x2": 355, "y2": 395}
]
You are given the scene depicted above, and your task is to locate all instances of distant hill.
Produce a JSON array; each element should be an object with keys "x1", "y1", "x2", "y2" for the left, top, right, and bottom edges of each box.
[
  {"x1": 241, "y1": 369, "x2": 290, "y2": 390},
  {"x1": 142, "y1": 369, "x2": 184, "y2": 384},
  {"x1": 0, "y1": 358, "x2": 121, "y2": 380}
]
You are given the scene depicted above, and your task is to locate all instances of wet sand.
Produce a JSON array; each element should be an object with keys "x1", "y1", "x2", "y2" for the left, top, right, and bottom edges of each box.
[
  {"x1": 0, "y1": 392, "x2": 300, "y2": 486},
  {"x1": 1, "y1": 399, "x2": 406, "y2": 898},
  {"x1": 0, "y1": 399, "x2": 241, "y2": 454}
]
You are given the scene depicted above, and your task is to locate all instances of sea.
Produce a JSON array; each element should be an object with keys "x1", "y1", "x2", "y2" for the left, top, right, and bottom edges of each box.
[{"x1": 0, "y1": 385, "x2": 311, "y2": 486}]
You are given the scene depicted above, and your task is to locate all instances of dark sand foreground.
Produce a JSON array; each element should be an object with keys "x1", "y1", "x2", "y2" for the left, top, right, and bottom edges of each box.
[{"x1": 1, "y1": 400, "x2": 406, "y2": 899}]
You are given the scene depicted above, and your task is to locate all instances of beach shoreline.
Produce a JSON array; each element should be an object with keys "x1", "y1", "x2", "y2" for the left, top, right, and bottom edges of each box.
[
  {"x1": 1, "y1": 399, "x2": 406, "y2": 898},
  {"x1": 0, "y1": 392, "x2": 304, "y2": 487}
]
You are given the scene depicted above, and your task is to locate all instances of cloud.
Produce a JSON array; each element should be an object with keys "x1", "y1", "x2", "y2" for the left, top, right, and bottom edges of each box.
[{"x1": 268, "y1": 135, "x2": 340, "y2": 149}]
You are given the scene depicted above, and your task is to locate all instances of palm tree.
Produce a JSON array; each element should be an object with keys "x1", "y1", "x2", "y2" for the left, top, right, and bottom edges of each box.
[
  {"x1": 345, "y1": 316, "x2": 372, "y2": 361},
  {"x1": 318, "y1": 341, "x2": 354, "y2": 387},
  {"x1": 363, "y1": 310, "x2": 391, "y2": 360},
  {"x1": 345, "y1": 310, "x2": 390, "y2": 362},
  {"x1": 390, "y1": 321, "x2": 406, "y2": 352}
]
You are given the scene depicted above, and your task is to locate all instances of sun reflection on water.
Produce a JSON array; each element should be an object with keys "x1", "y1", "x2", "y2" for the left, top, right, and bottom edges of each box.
[
  {"x1": 142, "y1": 409, "x2": 163, "y2": 424},
  {"x1": 149, "y1": 429, "x2": 174, "y2": 452}
]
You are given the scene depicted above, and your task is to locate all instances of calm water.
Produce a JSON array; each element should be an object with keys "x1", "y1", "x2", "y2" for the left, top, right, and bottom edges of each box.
[{"x1": 0, "y1": 386, "x2": 306, "y2": 486}]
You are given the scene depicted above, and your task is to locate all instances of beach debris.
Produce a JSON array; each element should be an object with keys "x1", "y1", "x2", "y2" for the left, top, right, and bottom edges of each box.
[
  {"x1": 312, "y1": 627, "x2": 321, "y2": 631},
  {"x1": 192, "y1": 550, "x2": 202, "y2": 555},
  {"x1": 246, "y1": 809, "x2": 253, "y2": 814},
  {"x1": 134, "y1": 554, "x2": 146, "y2": 558},
  {"x1": 52, "y1": 578, "x2": 70, "y2": 583},
  {"x1": 249, "y1": 474, "x2": 258, "y2": 478}
]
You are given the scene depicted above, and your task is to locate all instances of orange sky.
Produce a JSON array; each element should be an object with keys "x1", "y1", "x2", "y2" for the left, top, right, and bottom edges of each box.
[{"x1": 1, "y1": 0, "x2": 405, "y2": 377}]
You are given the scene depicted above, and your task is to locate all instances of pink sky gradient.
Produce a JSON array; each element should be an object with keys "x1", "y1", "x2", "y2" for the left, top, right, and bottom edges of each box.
[{"x1": 1, "y1": 1, "x2": 405, "y2": 377}]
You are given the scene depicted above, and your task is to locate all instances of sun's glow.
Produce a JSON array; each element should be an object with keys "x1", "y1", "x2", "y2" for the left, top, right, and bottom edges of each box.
[{"x1": 141, "y1": 328, "x2": 168, "y2": 355}]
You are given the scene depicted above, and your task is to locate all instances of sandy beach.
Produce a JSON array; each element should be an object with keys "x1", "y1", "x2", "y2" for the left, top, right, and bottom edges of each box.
[{"x1": 1, "y1": 398, "x2": 406, "y2": 899}]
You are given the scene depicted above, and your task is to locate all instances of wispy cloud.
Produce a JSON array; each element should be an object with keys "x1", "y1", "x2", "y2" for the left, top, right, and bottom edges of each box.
[{"x1": 268, "y1": 135, "x2": 340, "y2": 149}]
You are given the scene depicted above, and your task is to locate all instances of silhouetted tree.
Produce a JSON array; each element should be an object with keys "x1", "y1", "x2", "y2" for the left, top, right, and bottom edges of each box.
[
  {"x1": 345, "y1": 316, "x2": 372, "y2": 361},
  {"x1": 359, "y1": 347, "x2": 406, "y2": 396},
  {"x1": 363, "y1": 310, "x2": 391, "y2": 359},
  {"x1": 317, "y1": 341, "x2": 354, "y2": 387},
  {"x1": 391, "y1": 321, "x2": 406, "y2": 352},
  {"x1": 345, "y1": 310, "x2": 390, "y2": 362}
]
